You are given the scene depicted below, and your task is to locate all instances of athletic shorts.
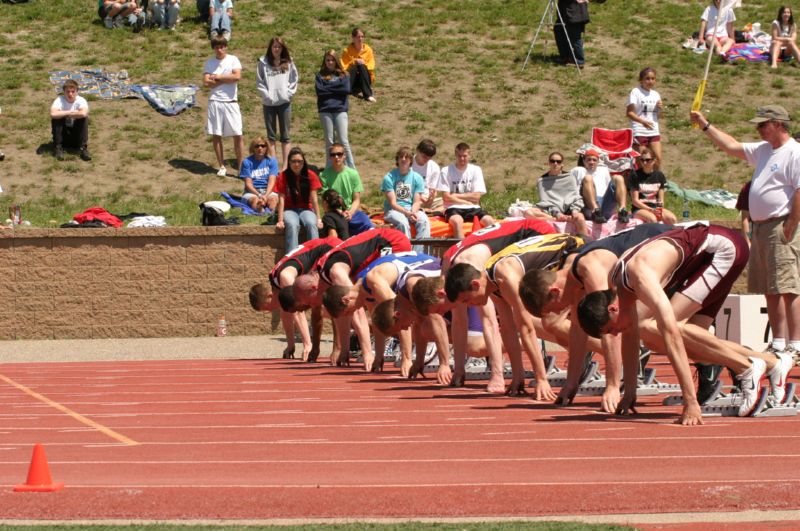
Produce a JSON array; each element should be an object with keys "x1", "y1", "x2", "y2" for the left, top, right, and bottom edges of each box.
[
  {"x1": 672, "y1": 226, "x2": 749, "y2": 318},
  {"x1": 633, "y1": 135, "x2": 660, "y2": 146},
  {"x1": 748, "y1": 216, "x2": 800, "y2": 294},
  {"x1": 444, "y1": 307, "x2": 484, "y2": 336},
  {"x1": 206, "y1": 100, "x2": 243, "y2": 137},
  {"x1": 444, "y1": 206, "x2": 487, "y2": 222}
]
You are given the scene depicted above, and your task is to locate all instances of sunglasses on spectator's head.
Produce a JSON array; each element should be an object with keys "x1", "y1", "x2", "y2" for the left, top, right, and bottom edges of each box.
[
  {"x1": 549, "y1": 159, "x2": 563, "y2": 163},
  {"x1": 329, "y1": 151, "x2": 345, "y2": 157}
]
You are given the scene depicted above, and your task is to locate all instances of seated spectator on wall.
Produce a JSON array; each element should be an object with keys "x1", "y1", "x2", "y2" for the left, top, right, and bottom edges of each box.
[
  {"x1": 571, "y1": 148, "x2": 629, "y2": 224},
  {"x1": 381, "y1": 146, "x2": 430, "y2": 253},
  {"x1": 319, "y1": 142, "x2": 373, "y2": 236},
  {"x1": 412, "y1": 139, "x2": 442, "y2": 211},
  {"x1": 275, "y1": 147, "x2": 323, "y2": 252},
  {"x1": 523, "y1": 151, "x2": 587, "y2": 235},
  {"x1": 627, "y1": 147, "x2": 677, "y2": 224},
  {"x1": 436, "y1": 142, "x2": 495, "y2": 239},
  {"x1": 321, "y1": 189, "x2": 350, "y2": 240}
]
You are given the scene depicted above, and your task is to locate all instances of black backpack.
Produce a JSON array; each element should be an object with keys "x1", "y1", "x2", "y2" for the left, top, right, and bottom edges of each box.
[{"x1": 200, "y1": 204, "x2": 239, "y2": 226}]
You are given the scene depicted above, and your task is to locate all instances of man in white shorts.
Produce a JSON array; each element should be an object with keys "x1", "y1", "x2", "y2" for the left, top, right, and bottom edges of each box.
[{"x1": 203, "y1": 36, "x2": 244, "y2": 177}]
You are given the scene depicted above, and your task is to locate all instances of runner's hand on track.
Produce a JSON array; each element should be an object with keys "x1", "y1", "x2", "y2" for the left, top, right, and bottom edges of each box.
[
  {"x1": 437, "y1": 364, "x2": 452, "y2": 386},
  {"x1": 600, "y1": 386, "x2": 621, "y2": 413},
  {"x1": 505, "y1": 378, "x2": 529, "y2": 397}
]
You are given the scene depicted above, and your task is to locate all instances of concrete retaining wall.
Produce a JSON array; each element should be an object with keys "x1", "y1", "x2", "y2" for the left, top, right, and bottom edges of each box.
[{"x1": 0, "y1": 226, "x2": 280, "y2": 340}]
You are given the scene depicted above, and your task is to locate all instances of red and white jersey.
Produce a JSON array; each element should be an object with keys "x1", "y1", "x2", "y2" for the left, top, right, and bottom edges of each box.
[
  {"x1": 316, "y1": 228, "x2": 412, "y2": 284},
  {"x1": 269, "y1": 236, "x2": 342, "y2": 289},
  {"x1": 443, "y1": 218, "x2": 555, "y2": 264}
]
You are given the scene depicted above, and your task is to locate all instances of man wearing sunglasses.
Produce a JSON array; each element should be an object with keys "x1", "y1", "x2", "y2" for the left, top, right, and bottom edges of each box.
[
  {"x1": 691, "y1": 105, "x2": 800, "y2": 366},
  {"x1": 523, "y1": 151, "x2": 589, "y2": 236},
  {"x1": 319, "y1": 142, "x2": 374, "y2": 236}
]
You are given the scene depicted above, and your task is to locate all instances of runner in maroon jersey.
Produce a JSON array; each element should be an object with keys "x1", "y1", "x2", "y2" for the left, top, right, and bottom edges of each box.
[
  {"x1": 249, "y1": 236, "x2": 342, "y2": 362},
  {"x1": 577, "y1": 223, "x2": 792, "y2": 425},
  {"x1": 411, "y1": 219, "x2": 556, "y2": 393},
  {"x1": 294, "y1": 228, "x2": 411, "y2": 371}
]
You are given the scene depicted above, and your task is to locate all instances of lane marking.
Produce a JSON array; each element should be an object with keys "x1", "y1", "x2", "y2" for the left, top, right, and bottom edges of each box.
[
  {"x1": 0, "y1": 454, "x2": 797, "y2": 465},
  {"x1": 0, "y1": 479, "x2": 798, "y2": 488},
  {"x1": 0, "y1": 374, "x2": 140, "y2": 446}
]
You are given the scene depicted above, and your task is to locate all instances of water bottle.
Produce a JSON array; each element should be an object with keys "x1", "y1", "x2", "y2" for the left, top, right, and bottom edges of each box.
[
  {"x1": 10, "y1": 205, "x2": 20, "y2": 225},
  {"x1": 682, "y1": 196, "x2": 690, "y2": 221},
  {"x1": 216, "y1": 315, "x2": 227, "y2": 337}
]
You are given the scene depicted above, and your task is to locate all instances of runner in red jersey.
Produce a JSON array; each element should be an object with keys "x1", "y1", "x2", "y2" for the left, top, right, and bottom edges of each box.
[
  {"x1": 316, "y1": 227, "x2": 412, "y2": 284},
  {"x1": 411, "y1": 219, "x2": 556, "y2": 393},
  {"x1": 442, "y1": 218, "x2": 556, "y2": 272},
  {"x1": 294, "y1": 228, "x2": 411, "y2": 371},
  {"x1": 250, "y1": 236, "x2": 342, "y2": 363}
]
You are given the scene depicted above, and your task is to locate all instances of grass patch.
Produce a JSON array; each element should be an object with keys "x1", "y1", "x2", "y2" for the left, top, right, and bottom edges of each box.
[{"x1": 0, "y1": 0, "x2": 790, "y2": 226}]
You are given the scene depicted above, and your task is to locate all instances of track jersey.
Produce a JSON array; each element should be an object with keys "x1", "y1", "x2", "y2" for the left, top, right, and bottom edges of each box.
[
  {"x1": 269, "y1": 236, "x2": 342, "y2": 289},
  {"x1": 443, "y1": 219, "x2": 555, "y2": 264},
  {"x1": 486, "y1": 233, "x2": 587, "y2": 287},
  {"x1": 611, "y1": 223, "x2": 748, "y2": 317},
  {"x1": 571, "y1": 223, "x2": 673, "y2": 286},
  {"x1": 317, "y1": 228, "x2": 412, "y2": 284},
  {"x1": 397, "y1": 259, "x2": 442, "y2": 300},
  {"x1": 356, "y1": 252, "x2": 438, "y2": 289}
]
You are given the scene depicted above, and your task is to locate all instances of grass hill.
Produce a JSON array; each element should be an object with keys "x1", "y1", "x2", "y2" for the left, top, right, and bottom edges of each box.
[{"x1": 0, "y1": 0, "x2": 796, "y2": 225}]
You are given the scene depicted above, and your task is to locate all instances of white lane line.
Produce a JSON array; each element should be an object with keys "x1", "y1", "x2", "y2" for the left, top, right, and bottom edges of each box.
[
  {"x1": 0, "y1": 454, "x2": 796, "y2": 465},
  {"x1": 0, "y1": 479, "x2": 798, "y2": 488},
  {"x1": 3, "y1": 436, "x2": 798, "y2": 448}
]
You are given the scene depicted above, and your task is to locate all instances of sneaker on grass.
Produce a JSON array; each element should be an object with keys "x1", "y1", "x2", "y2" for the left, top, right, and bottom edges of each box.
[
  {"x1": 217, "y1": 166, "x2": 227, "y2": 177},
  {"x1": 736, "y1": 357, "x2": 766, "y2": 416}
]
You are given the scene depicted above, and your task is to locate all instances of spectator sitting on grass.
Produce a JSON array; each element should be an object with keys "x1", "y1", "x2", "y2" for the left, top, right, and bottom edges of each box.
[
  {"x1": 209, "y1": 0, "x2": 233, "y2": 41},
  {"x1": 49, "y1": 79, "x2": 91, "y2": 162},
  {"x1": 241, "y1": 137, "x2": 279, "y2": 213},
  {"x1": 151, "y1": 0, "x2": 180, "y2": 30},
  {"x1": 98, "y1": 1, "x2": 146, "y2": 32}
]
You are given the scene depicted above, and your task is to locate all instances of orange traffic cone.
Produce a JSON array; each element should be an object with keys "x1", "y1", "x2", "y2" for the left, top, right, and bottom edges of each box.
[
  {"x1": 14, "y1": 443, "x2": 64, "y2": 492},
  {"x1": 470, "y1": 215, "x2": 482, "y2": 235}
]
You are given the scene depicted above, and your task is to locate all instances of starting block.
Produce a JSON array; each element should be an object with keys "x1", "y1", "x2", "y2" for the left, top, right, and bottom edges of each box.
[{"x1": 662, "y1": 383, "x2": 799, "y2": 417}]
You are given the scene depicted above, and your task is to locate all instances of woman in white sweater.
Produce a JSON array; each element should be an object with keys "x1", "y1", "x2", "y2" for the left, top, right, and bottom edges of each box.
[{"x1": 256, "y1": 37, "x2": 299, "y2": 170}]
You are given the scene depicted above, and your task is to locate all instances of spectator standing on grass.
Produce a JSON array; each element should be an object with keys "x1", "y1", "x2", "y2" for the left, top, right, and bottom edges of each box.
[
  {"x1": 319, "y1": 142, "x2": 373, "y2": 236},
  {"x1": 49, "y1": 79, "x2": 91, "y2": 162},
  {"x1": 436, "y1": 142, "x2": 495, "y2": 239},
  {"x1": 275, "y1": 147, "x2": 323, "y2": 252},
  {"x1": 627, "y1": 147, "x2": 677, "y2": 224},
  {"x1": 698, "y1": 0, "x2": 736, "y2": 58},
  {"x1": 203, "y1": 36, "x2": 244, "y2": 178},
  {"x1": 627, "y1": 67, "x2": 664, "y2": 169},
  {"x1": 770, "y1": 6, "x2": 800, "y2": 69},
  {"x1": 381, "y1": 146, "x2": 430, "y2": 253},
  {"x1": 256, "y1": 37, "x2": 298, "y2": 171},
  {"x1": 209, "y1": 0, "x2": 233, "y2": 40},
  {"x1": 341, "y1": 27, "x2": 376, "y2": 103},
  {"x1": 151, "y1": 0, "x2": 180, "y2": 31},
  {"x1": 735, "y1": 180, "x2": 752, "y2": 247},
  {"x1": 315, "y1": 50, "x2": 355, "y2": 169},
  {"x1": 554, "y1": 0, "x2": 590, "y2": 68},
  {"x1": 241, "y1": 136, "x2": 279, "y2": 214},
  {"x1": 690, "y1": 105, "x2": 800, "y2": 365}
]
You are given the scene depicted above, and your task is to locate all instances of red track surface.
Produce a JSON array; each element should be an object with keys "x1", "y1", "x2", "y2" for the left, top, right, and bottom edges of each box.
[{"x1": 0, "y1": 355, "x2": 799, "y2": 523}]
